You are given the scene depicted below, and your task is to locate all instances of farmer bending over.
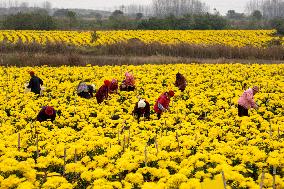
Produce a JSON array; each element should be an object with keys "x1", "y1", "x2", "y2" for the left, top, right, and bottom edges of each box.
[
  {"x1": 37, "y1": 106, "x2": 56, "y2": 122},
  {"x1": 109, "y1": 79, "x2": 118, "y2": 94},
  {"x1": 77, "y1": 81, "x2": 95, "y2": 99},
  {"x1": 154, "y1": 90, "x2": 175, "y2": 119},
  {"x1": 238, "y1": 86, "x2": 259, "y2": 117},
  {"x1": 133, "y1": 99, "x2": 150, "y2": 123},
  {"x1": 175, "y1": 72, "x2": 187, "y2": 92},
  {"x1": 96, "y1": 80, "x2": 111, "y2": 104},
  {"x1": 120, "y1": 72, "x2": 135, "y2": 91}
]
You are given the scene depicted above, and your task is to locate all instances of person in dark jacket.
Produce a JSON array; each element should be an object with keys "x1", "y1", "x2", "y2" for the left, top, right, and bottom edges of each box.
[
  {"x1": 27, "y1": 71, "x2": 43, "y2": 95},
  {"x1": 95, "y1": 80, "x2": 111, "y2": 104},
  {"x1": 175, "y1": 72, "x2": 187, "y2": 92},
  {"x1": 133, "y1": 99, "x2": 150, "y2": 123},
  {"x1": 77, "y1": 82, "x2": 95, "y2": 99},
  {"x1": 36, "y1": 106, "x2": 56, "y2": 122},
  {"x1": 154, "y1": 90, "x2": 175, "y2": 119}
]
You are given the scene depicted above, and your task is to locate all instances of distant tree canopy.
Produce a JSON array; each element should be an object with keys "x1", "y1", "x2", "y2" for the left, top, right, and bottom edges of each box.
[
  {"x1": 226, "y1": 10, "x2": 245, "y2": 20},
  {"x1": 53, "y1": 9, "x2": 70, "y2": 17},
  {"x1": 137, "y1": 14, "x2": 228, "y2": 30},
  {"x1": 3, "y1": 12, "x2": 56, "y2": 30},
  {"x1": 251, "y1": 10, "x2": 262, "y2": 20},
  {"x1": 270, "y1": 18, "x2": 284, "y2": 35}
]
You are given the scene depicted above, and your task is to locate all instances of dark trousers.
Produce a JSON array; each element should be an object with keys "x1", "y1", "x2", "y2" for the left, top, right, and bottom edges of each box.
[
  {"x1": 136, "y1": 113, "x2": 150, "y2": 123},
  {"x1": 238, "y1": 104, "x2": 248, "y2": 117},
  {"x1": 157, "y1": 113, "x2": 161, "y2": 120}
]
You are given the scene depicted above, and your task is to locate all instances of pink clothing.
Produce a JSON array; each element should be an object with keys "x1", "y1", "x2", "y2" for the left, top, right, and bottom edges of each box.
[
  {"x1": 109, "y1": 79, "x2": 118, "y2": 93},
  {"x1": 238, "y1": 88, "x2": 257, "y2": 109},
  {"x1": 125, "y1": 72, "x2": 135, "y2": 86}
]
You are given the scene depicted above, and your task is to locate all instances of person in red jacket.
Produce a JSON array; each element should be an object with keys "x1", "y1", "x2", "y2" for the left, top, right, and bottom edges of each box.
[
  {"x1": 154, "y1": 90, "x2": 175, "y2": 119},
  {"x1": 133, "y1": 99, "x2": 150, "y2": 123},
  {"x1": 95, "y1": 80, "x2": 111, "y2": 104},
  {"x1": 36, "y1": 106, "x2": 56, "y2": 122}
]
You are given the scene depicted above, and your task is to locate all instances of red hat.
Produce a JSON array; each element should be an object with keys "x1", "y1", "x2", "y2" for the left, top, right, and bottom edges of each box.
[
  {"x1": 29, "y1": 71, "x2": 35, "y2": 76},
  {"x1": 45, "y1": 106, "x2": 54, "y2": 116},
  {"x1": 104, "y1": 80, "x2": 111, "y2": 86},
  {"x1": 168, "y1": 90, "x2": 175, "y2": 97}
]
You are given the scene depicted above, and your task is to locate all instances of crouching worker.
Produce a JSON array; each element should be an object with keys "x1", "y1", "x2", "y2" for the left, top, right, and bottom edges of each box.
[
  {"x1": 109, "y1": 79, "x2": 118, "y2": 94},
  {"x1": 120, "y1": 72, "x2": 135, "y2": 91},
  {"x1": 96, "y1": 80, "x2": 110, "y2": 104},
  {"x1": 27, "y1": 71, "x2": 43, "y2": 95},
  {"x1": 37, "y1": 106, "x2": 56, "y2": 122},
  {"x1": 238, "y1": 86, "x2": 259, "y2": 117},
  {"x1": 154, "y1": 90, "x2": 175, "y2": 119},
  {"x1": 77, "y1": 81, "x2": 95, "y2": 99},
  {"x1": 133, "y1": 99, "x2": 150, "y2": 123},
  {"x1": 175, "y1": 72, "x2": 187, "y2": 92}
]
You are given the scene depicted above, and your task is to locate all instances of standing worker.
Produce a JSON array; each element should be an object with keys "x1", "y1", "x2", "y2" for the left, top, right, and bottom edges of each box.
[
  {"x1": 133, "y1": 98, "x2": 150, "y2": 123},
  {"x1": 238, "y1": 86, "x2": 259, "y2": 117},
  {"x1": 96, "y1": 80, "x2": 111, "y2": 104},
  {"x1": 27, "y1": 71, "x2": 43, "y2": 95},
  {"x1": 36, "y1": 106, "x2": 56, "y2": 122},
  {"x1": 154, "y1": 90, "x2": 175, "y2": 119},
  {"x1": 175, "y1": 72, "x2": 187, "y2": 92}
]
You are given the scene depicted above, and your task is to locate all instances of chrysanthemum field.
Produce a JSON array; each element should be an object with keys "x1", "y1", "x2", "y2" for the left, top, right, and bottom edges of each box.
[{"x1": 0, "y1": 64, "x2": 283, "y2": 189}]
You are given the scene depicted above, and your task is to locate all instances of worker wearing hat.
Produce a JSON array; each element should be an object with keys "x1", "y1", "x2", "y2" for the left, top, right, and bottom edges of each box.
[
  {"x1": 133, "y1": 98, "x2": 150, "y2": 123},
  {"x1": 154, "y1": 90, "x2": 175, "y2": 119},
  {"x1": 36, "y1": 106, "x2": 56, "y2": 122}
]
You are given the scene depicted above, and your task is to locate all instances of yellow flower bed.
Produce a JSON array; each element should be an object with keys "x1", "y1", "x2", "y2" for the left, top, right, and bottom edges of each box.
[
  {"x1": 0, "y1": 64, "x2": 283, "y2": 188},
  {"x1": 0, "y1": 30, "x2": 280, "y2": 47}
]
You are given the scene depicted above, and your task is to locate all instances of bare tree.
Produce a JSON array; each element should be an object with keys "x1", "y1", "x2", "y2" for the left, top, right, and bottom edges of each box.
[
  {"x1": 246, "y1": 0, "x2": 284, "y2": 18},
  {"x1": 123, "y1": 4, "x2": 153, "y2": 17},
  {"x1": 152, "y1": 0, "x2": 208, "y2": 17},
  {"x1": 42, "y1": 1, "x2": 52, "y2": 10}
]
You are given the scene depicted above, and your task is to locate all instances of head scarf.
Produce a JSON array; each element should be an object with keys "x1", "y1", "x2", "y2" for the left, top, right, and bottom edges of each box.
[
  {"x1": 125, "y1": 72, "x2": 135, "y2": 86},
  {"x1": 45, "y1": 106, "x2": 54, "y2": 116},
  {"x1": 138, "y1": 99, "x2": 146, "y2": 108}
]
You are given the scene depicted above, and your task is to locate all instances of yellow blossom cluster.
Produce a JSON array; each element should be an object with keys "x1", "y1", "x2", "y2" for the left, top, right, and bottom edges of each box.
[
  {"x1": 0, "y1": 30, "x2": 280, "y2": 47},
  {"x1": 0, "y1": 64, "x2": 283, "y2": 188}
]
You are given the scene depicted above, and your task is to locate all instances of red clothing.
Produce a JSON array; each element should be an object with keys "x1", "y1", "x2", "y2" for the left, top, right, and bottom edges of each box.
[
  {"x1": 95, "y1": 85, "x2": 109, "y2": 104},
  {"x1": 154, "y1": 93, "x2": 171, "y2": 114},
  {"x1": 37, "y1": 106, "x2": 56, "y2": 122}
]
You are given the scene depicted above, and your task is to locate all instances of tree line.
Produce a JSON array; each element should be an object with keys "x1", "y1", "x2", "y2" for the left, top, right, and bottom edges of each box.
[{"x1": 0, "y1": 0, "x2": 284, "y2": 34}]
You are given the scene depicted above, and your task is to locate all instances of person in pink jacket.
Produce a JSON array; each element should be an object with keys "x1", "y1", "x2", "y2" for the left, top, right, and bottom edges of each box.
[
  {"x1": 238, "y1": 86, "x2": 259, "y2": 117},
  {"x1": 120, "y1": 72, "x2": 135, "y2": 91},
  {"x1": 154, "y1": 90, "x2": 175, "y2": 119}
]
